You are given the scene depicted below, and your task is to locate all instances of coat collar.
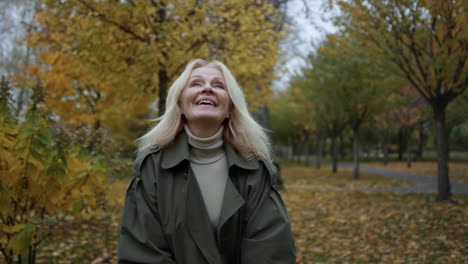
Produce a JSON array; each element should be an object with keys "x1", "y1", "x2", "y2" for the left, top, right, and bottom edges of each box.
[
  {"x1": 161, "y1": 129, "x2": 259, "y2": 170},
  {"x1": 184, "y1": 166, "x2": 223, "y2": 264},
  {"x1": 162, "y1": 129, "x2": 259, "y2": 263}
]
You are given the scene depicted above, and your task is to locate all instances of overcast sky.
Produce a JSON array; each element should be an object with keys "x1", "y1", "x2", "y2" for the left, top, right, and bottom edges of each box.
[{"x1": 273, "y1": 0, "x2": 338, "y2": 91}]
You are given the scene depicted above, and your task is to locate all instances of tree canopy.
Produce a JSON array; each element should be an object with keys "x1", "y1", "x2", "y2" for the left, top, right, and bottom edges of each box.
[{"x1": 19, "y1": 0, "x2": 285, "y2": 149}]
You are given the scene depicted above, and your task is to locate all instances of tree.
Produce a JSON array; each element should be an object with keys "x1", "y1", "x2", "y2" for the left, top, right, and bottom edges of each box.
[
  {"x1": 0, "y1": 77, "x2": 108, "y2": 263},
  {"x1": 449, "y1": 95, "x2": 468, "y2": 151},
  {"x1": 297, "y1": 41, "x2": 348, "y2": 173},
  {"x1": 335, "y1": 0, "x2": 468, "y2": 201},
  {"x1": 19, "y1": 0, "x2": 283, "y2": 151},
  {"x1": 388, "y1": 86, "x2": 425, "y2": 167},
  {"x1": 447, "y1": 93, "x2": 468, "y2": 148},
  {"x1": 270, "y1": 84, "x2": 315, "y2": 163},
  {"x1": 305, "y1": 35, "x2": 394, "y2": 177},
  {"x1": 374, "y1": 93, "x2": 405, "y2": 165},
  {"x1": 374, "y1": 88, "x2": 423, "y2": 166}
]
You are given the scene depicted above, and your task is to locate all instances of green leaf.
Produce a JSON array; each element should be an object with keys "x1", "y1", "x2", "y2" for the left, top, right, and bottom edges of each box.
[
  {"x1": 0, "y1": 194, "x2": 10, "y2": 214},
  {"x1": 23, "y1": 127, "x2": 37, "y2": 137},
  {"x1": 37, "y1": 133, "x2": 51, "y2": 146},
  {"x1": 7, "y1": 224, "x2": 35, "y2": 256},
  {"x1": 23, "y1": 224, "x2": 36, "y2": 233},
  {"x1": 2, "y1": 224, "x2": 26, "y2": 234},
  {"x1": 30, "y1": 147, "x2": 47, "y2": 165},
  {"x1": 0, "y1": 183, "x2": 14, "y2": 198},
  {"x1": 73, "y1": 199, "x2": 84, "y2": 212},
  {"x1": 29, "y1": 216, "x2": 41, "y2": 225}
]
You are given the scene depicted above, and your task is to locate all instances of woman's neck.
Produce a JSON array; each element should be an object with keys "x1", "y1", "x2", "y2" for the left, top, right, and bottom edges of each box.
[
  {"x1": 184, "y1": 122, "x2": 223, "y2": 138},
  {"x1": 184, "y1": 125, "x2": 225, "y2": 165}
]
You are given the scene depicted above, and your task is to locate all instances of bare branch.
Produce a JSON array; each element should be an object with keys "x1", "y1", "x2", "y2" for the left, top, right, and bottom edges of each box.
[{"x1": 76, "y1": 0, "x2": 149, "y2": 44}]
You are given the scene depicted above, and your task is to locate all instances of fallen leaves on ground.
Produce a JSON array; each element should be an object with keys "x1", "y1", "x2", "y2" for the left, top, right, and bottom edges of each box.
[
  {"x1": 34, "y1": 180, "x2": 128, "y2": 264},
  {"x1": 19, "y1": 167, "x2": 467, "y2": 264},
  {"x1": 284, "y1": 189, "x2": 468, "y2": 264}
]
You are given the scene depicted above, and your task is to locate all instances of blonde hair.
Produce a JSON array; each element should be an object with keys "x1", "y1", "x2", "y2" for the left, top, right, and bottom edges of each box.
[{"x1": 137, "y1": 59, "x2": 271, "y2": 160}]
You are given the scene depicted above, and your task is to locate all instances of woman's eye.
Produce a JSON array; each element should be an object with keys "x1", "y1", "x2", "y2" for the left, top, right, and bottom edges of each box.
[
  {"x1": 215, "y1": 84, "x2": 224, "y2": 89},
  {"x1": 191, "y1": 82, "x2": 201, "y2": 87}
]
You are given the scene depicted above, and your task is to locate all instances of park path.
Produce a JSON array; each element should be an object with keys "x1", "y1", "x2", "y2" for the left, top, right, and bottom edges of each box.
[
  {"x1": 339, "y1": 163, "x2": 468, "y2": 195},
  {"x1": 286, "y1": 160, "x2": 468, "y2": 195}
]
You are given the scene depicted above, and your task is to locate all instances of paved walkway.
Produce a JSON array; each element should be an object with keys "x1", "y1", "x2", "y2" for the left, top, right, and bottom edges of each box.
[
  {"x1": 287, "y1": 160, "x2": 468, "y2": 194},
  {"x1": 339, "y1": 163, "x2": 468, "y2": 194}
]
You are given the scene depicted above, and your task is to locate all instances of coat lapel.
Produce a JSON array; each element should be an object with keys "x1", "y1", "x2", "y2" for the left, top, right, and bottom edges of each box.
[
  {"x1": 161, "y1": 130, "x2": 262, "y2": 263},
  {"x1": 218, "y1": 175, "x2": 245, "y2": 229},
  {"x1": 216, "y1": 144, "x2": 260, "y2": 259},
  {"x1": 218, "y1": 143, "x2": 258, "y2": 231},
  {"x1": 185, "y1": 166, "x2": 222, "y2": 264}
]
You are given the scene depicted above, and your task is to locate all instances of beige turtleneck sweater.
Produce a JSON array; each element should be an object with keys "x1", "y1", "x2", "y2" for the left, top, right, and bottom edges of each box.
[{"x1": 184, "y1": 125, "x2": 228, "y2": 230}]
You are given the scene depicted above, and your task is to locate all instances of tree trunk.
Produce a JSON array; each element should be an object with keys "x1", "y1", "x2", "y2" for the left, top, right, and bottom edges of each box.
[
  {"x1": 339, "y1": 134, "x2": 345, "y2": 159},
  {"x1": 28, "y1": 245, "x2": 36, "y2": 264},
  {"x1": 158, "y1": 68, "x2": 169, "y2": 116},
  {"x1": 353, "y1": 127, "x2": 360, "y2": 180},
  {"x1": 294, "y1": 142, "x2": 300, "y2": 164},
  {"x1": 447, "y1": 124, "x2": 454, "y2": 160},
  {"x1": 416, "y1": 121, "x2": 425, "y2": 160},
  {"x1": 315, "y1": 134, "x2": 322, "y2": 169},
  {"x1": 406, "y1": 147, "x2": 412, "y2": 168},
  {"x1": 406, "y1": 127, "x2": 412, "y2": 168},
  {"x1": 14, "y1": 3, "x2": 37, "y2": 119},
  {"x1": 433, "y1": 105, "x2": 451, "y2": 201},
  {"x1": 3, "y1": 249, "x2": 13, "y2": 264},
  {"x1": 383, "y1": 142, "x2": 389, "y2": 166},
  {"x1": 398, "y1": 128, "x2": 404, "y2": 161},
  {"x1": 304, "y1": 137, "x2": 310, "y2": 166},
  {"x1": 331, "y1": 136, "x2": 338, "y2": 173}
]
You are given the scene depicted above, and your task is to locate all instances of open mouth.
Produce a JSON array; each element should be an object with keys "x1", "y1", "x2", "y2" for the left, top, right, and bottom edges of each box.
[{"x1": 196, "y1": 99, "x2": 217, "y2": 106}]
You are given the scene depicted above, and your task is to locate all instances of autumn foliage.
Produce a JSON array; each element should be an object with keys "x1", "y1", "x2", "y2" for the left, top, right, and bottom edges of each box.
[
  {"x1": 333, "y1": 0, "x2": 468, "y2": 201},
  {"x1": 19, "y1": 0, "x2": 284, "y2": 149},
  {"x1": 0, "y1": 77, "x2": 109, "y2": 263},
  {"x1": 1, "y1": 0, "x2": 467, "y2": 262}
]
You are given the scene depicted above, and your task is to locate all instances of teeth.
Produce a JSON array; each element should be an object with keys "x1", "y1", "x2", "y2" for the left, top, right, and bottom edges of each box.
[{"x1": 198, "y1": 100, "x2": 214, "y2": 105}]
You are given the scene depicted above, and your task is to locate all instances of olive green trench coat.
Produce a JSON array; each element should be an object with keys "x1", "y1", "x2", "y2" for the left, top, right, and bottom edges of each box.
[{"x1": 117, "y1": 131, "x2": 296, "y2": 263}]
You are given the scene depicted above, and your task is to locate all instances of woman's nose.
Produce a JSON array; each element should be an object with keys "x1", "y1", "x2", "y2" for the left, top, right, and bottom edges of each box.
[{"x1": 201, "y1": 85, "x2": 213, "y2": 93}]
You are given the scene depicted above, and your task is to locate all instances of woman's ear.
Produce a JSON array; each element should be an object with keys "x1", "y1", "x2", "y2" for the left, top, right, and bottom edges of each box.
[
  {"x1": 226, "y1": 104, "x2": 233, "y2": 118},
  {"x1": 177, "y1": 100, "x2": 183, "y2": 111}
]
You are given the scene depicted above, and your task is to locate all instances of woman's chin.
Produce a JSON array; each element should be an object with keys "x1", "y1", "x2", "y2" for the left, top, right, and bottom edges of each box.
[{"x1": 187, "y1": 115, "x2": 223, "y2": 125}]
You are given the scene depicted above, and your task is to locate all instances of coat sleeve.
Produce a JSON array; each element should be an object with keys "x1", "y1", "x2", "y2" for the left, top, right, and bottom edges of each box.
[
  {"x1": 117, "y1": 153, "x2": 176, "y2": 264},
  {"x1": 241, "y1": 162, "x2": 296, "y2": 264}
]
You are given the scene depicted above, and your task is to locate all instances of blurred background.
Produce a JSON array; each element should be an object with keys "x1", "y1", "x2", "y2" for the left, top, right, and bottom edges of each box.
[{"x1": 1, "y1": 0, "x2": 467, "y2": 263}]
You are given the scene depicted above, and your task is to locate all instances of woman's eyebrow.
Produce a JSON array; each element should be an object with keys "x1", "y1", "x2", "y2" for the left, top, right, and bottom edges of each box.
[
  {"x1": 188, "y1": 75, "x2": 203, "y2": 81},
  {"x1": 189, "y1": 75, "x2": 225, "y2": 83},
  {"x1": 212, "y1": 77, "x2": 225, "y2": 83}
]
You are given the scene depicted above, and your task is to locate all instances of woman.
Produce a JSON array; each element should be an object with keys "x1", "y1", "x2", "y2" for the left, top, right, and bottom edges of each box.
[{"x1": 118, "y1": 59, "x2": 296, "y2": 264}]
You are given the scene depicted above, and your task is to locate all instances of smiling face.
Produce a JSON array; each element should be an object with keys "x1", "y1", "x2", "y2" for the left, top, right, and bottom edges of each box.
[{"x1": 179, "y1": 66, "x2": 232, "y2": 136}]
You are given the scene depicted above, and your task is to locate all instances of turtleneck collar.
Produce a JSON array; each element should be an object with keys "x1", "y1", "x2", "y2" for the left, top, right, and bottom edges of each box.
[{"x1": 184, "y1": 125, "x2": 225, "y2": 165}]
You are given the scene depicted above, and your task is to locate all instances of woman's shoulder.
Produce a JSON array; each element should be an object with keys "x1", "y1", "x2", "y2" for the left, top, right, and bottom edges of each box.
[
  {"x1": 244, "y1": 158, "x2": 279, "y2": 187},
  {"x1": 133, "y1": 144, "x2": 162, "y2": 177}
]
